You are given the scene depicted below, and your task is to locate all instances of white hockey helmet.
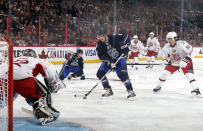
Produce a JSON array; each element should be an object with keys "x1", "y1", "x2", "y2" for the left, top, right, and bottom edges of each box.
[
  {"x1": 149, "y1": 32, "x2": 154, "y2": 36},
  {"x1": 166, "y1": 32, "x2": 177, "y2": 40},
  {"x1": 133, "y1": 35, "x2": 138, "y2": 39}
]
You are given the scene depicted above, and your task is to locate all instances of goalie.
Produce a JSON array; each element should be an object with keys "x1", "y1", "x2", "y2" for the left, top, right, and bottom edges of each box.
[{"x1": 13, "y1": 49, "x2": 66, "y2": 125}]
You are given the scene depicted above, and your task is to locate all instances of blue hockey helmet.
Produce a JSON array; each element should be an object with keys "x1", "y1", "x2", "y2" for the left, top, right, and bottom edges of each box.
[{"x1": 76, "y1": 49, "x2": 83, "y2": 54}]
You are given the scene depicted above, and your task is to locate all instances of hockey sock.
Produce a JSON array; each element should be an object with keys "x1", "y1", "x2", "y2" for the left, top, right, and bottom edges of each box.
[{"x1": 186, "y1": 73, "x2": 198, "y2": 90}]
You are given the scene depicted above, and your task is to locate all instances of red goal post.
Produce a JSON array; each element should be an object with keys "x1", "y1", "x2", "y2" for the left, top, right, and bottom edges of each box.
[{"x1": 0, "y1": 35, "x2": 13, "y2": 131}]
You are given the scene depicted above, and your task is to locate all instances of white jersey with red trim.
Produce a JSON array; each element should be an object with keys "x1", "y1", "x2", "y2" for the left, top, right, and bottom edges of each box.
[
  {"x1": 129, "y1": 40, "x2": 144, "y2": 53},
  {"x1": 0, "y1": 53, "x2": 3, "y2": 61},
  {"x1": 13, "y1": 56, "x2": 57, "y2": 82},
  {"x1": 162, "y1": 40, "x2": 193, "y2": 65},
  {"x1": 146, "y1": 37, "x2": 160, "y2": 52}
]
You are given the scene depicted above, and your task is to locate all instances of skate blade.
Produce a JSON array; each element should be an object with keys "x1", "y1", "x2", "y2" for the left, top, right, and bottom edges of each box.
[
  {"x1": 41, "y1": 120, "x2": 55, "y2": 126},
  {"x1": 101, "y1": 95, "x2": 113, "y2": 100},
  {"x1": 191, "y1": 93, "x2": 203, "y2": 98},
  {"x1": 153, "y1": 91, "x2": 161, "y2": 94},
  {"x1": 127, "y1": 97, "x2": 136, "y2": 101}
]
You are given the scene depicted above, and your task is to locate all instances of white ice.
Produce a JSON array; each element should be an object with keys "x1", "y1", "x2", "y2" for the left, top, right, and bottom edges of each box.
[{"x1": 14, "y1": 59, "x2": 203, "y2": 131}]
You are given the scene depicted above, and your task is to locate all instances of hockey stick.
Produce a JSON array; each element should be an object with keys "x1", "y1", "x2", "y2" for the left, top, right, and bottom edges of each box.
[
  {"x1": 85, "y1": 77, "x2": 122, "y2": 81},
  {"x1": 126, "y1": 63, "x2": 162, "y2": 66},
  {"x1": 21, "y1": 107, "x2": 33, "y2": 115},
  {"x1": 74, "y1": 53, "x2": 124, "y2": 99}
]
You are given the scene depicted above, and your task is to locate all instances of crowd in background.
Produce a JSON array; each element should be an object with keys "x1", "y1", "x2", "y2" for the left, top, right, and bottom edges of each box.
[{"x1": 0, "y1": 0, "x2": 202, "y2": 46}]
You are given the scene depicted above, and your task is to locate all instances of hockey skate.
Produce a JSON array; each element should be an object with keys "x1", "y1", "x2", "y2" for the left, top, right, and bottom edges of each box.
[
  {"x1": 153, "y1": 86, "x2": 161, "y2": 93},
  {"x1": 47, "y1": 106, "x2": 60, "y2": 121},
  {"x1": 80, "y1": 74, "x2": 85, "y2": 80},
  {"x1": 39, "y1": 113, "x2": 55, "y2": 125},
  {"x1": 191, "y1": 89, "x2": 202, "y2": 97},
  {"x1": 127, "y1": 90, "x2": 136, "y2": 100},
  {"x1": 68, "y1": 74, "x2": 75, "y2": 80},
  {"x1": 146, "y1": 64, "x2": 150, "y2": 68},
  {"x1": 102, "y1": 88, "x2": 113, "y2": 97}
]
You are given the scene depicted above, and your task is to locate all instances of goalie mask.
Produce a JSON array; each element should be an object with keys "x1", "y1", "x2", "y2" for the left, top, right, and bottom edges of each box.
[{"x1": 23, "y1": 49, "x2": 37, "y2": 58}]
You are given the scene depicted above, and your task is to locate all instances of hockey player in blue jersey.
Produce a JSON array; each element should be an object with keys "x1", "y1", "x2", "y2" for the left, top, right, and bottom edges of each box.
[
  {"x1": 96, "y1": 32, "x2": 136, "y2": 100},
  {"x1": 59, "y1": 49, "x2": 85, "y2": 80}
]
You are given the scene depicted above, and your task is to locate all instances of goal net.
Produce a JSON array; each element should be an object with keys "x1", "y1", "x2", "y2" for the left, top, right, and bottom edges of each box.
[{"x1": 0, "y1": 35, "x2": 13, "y2": 131}]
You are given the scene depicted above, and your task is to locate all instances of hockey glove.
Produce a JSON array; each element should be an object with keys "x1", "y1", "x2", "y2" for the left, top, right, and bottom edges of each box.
[
  {"x1": 106, "y1": 61, "x2": 116, "y2": 71},
  {"x1": 180, "y1": 57, "x2": 190, "y2": 68},
  {"x1": 80, "y1": 74, "x2": 85, "y2": 80},
  {"x1": 161, "y1": 59, "x2": 170, "y2": 66},
  {"x1": 110, "y1": 63, "x2": 116, "y2": 71}
]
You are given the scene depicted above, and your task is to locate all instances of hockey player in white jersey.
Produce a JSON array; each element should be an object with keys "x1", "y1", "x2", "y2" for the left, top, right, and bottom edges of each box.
[
  {"x1": 153, "y1": 32, "x2": 201, "y2": 96},
  {"x1": 146, "y1": 32, "x2": 160, "y2": 68},
  {"x1": 128, "y1": 35, "x2": 144, "y2": 69},
  {"x1": 13, "y1": 49, "x2": 65, "y2": 125}
]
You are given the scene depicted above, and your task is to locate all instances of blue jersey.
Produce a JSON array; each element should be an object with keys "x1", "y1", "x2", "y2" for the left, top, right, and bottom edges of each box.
[
  {"x1": 96, "y1": 34, "x2": 130, "y2": 62},
  {"x1": 66, "y1": 53, "x2": 84, "y2": 71},
  {"x1": 59, "y1": 53, "x2": 84, "y2": 80}
]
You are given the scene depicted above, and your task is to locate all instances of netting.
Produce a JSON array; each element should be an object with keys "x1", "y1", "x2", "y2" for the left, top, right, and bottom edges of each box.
[{"x1": 0, "y1": 36, "x2": 12, "y2": 131}]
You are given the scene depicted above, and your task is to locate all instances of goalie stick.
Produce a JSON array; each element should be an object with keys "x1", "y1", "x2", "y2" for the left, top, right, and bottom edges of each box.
[
  {"x1": 21, "y1": 107, "x2": 33, "y2": 115},
  {"x1": 74, "y1": 53, "x2": 124, "y2": 99}
]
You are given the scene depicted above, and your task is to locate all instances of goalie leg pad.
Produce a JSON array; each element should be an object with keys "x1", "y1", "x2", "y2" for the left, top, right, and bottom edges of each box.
[{"x1": 31, "y1": 96, "x2": 55, "y2": 125}]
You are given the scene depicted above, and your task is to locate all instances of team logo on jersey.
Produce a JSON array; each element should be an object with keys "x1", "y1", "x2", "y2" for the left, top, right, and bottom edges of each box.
[{"x1": 172, "y1": 53, "x2": 181, "y2": 61}]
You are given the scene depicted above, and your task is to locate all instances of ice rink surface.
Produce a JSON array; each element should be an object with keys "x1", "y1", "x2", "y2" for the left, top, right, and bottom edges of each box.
[{"x1": 14, "y1": 59, "x2": 203, "y2": 131}]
